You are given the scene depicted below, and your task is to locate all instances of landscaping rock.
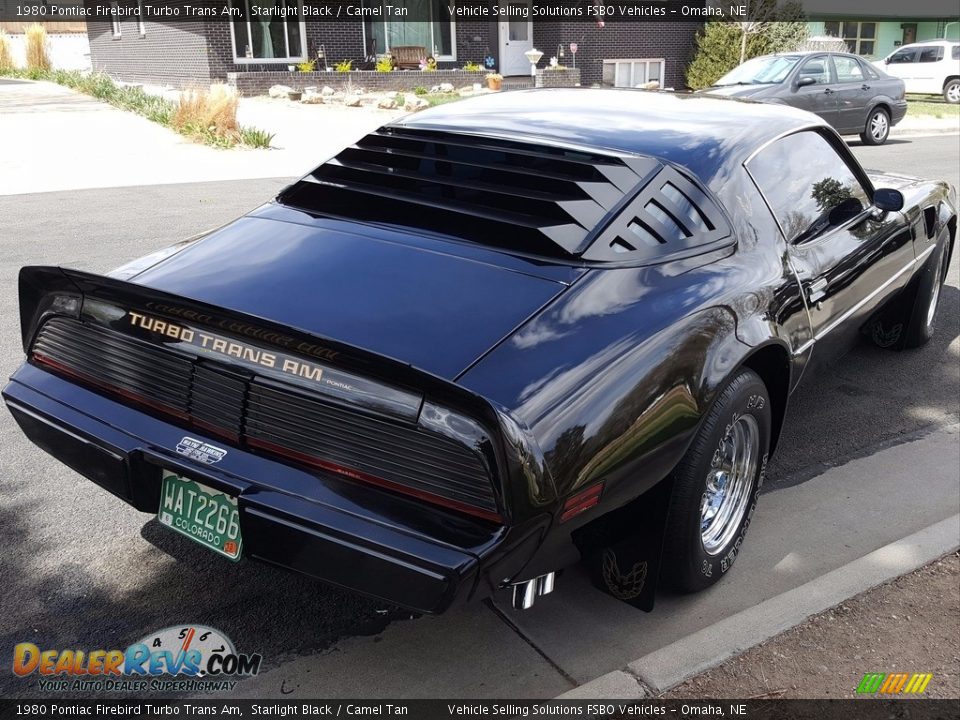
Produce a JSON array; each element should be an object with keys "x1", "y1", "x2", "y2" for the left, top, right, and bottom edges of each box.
[
  {"x1": 301, "y1": 93, "x2": 324, "y2": 104},
  {"x1": 439, "y1": 82, "x2": 454, "y2": 93},
  {"x1": 404, "y1": 96, "x2": 430, "y2": 112},
  {"x1": 321, "y1": 85, "x2": 336, "y2": 96},
  {"x1": 268, "y1": 84, "x2": 294, "y2": 99},
  {"x1": 377, "y1": 97, "x2": 398, "y2": 109},
  {"x1": 343, "y1": 95, "x2": 362, "y2": 107},
  {"x1": 458, "y1": 87, "x2": 474, "y2": 97}
]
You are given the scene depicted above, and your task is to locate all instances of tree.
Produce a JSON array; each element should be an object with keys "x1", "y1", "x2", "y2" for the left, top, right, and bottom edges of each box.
[{"x1": 685, "y1": 1, "x2": 808, "y2": 90}]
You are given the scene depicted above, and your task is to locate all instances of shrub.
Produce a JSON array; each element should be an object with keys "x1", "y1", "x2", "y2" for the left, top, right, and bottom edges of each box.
[
  {"x1": 413, "y1": 85, "x2": 428, "y2": 95},
  {"x1": 375, "y1": 56, "x2": 394, "y2": 72},
  {"x1": 335, "y1": 59, "x2": 353, "y2": 72},
  {"x1": 297, "y1": 60, "x2": 316, "y2": 72},
  {"x1": 462, "y1": 61, "x2": 483, "y2": 71},
  {"x1": 0, "y1": 30, "x2": 15, "y2": 73},
  {"x1": 25, "y1": 23, "x2": 51, "y2": 73},
  {"x1": 239, "y1": 126, "x2": 275, "y2": 148},
  {"x1": 686, "y1": 4, "x2": 808, "y2": 89}
]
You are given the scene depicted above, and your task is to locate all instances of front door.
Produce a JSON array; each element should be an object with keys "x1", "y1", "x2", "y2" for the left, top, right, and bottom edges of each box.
[
  {"x1": 746, "y1": 130, "x2": 914, "y2": 362},
  {"x1": 498, "y1": 0, "x2": 534, "y2": 75},
  {"x1": 789, "y1": 55, "x2": 839, "y2": 126},
  {"x1": 902, "y1": 24, "x2": 917, "y2": 46}
]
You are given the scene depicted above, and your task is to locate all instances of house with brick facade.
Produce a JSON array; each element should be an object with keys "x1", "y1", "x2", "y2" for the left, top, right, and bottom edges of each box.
[{"x1": 84, "y1": 0, "x2": 699, "y2": 93}]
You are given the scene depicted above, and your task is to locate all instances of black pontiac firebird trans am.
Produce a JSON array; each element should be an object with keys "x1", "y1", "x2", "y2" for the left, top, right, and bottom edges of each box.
[{"x1": 4, "y1": 90, "x2": 956, "y2": 613}]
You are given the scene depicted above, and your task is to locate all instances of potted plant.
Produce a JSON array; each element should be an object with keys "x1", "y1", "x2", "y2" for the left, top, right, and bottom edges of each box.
[{"x1": 486, "y1": 72, "x2": 503, "y2": 91}]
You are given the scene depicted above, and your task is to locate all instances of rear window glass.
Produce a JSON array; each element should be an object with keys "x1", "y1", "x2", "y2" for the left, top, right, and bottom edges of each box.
[{"x1": 918, "y1": 47, "x2": 943, "y2": 62}]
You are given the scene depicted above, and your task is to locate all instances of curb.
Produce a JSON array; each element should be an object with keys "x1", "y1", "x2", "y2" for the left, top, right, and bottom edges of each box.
[
  {"x1": 557, "y1": 514, "x2": 960, "y2": 699},
  {"x1": 890, "y1": 127, "x2": 960, "y2": 137}
]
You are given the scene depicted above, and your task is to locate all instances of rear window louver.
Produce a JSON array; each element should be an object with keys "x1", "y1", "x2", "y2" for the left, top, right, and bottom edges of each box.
[
  {"x1": 581, "y1": 167, "x2": 732, "y2": 262},
  {"x1": 278, "y1": 127, "x2": 731, "y2": 263},
  {"x1": 279, "y1": 128, "x2": 660, "y2": 258}
]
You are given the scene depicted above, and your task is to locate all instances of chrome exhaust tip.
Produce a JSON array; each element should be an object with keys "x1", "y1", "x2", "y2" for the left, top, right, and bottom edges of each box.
[{"x1": 510, "y1": 572, "x2": 556, "y2": 610}]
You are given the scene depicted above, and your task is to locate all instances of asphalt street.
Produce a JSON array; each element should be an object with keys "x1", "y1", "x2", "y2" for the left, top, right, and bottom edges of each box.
[{"x1": 0, "y1": 135, "x2": 957, "y2": 698}]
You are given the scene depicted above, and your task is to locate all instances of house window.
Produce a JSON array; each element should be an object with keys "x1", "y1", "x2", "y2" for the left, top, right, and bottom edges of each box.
[
  {"x1": 602, "y1": 59, "x2": 665, "y2": 88},
  {"x1": 230, "y1": 0, "x2": 306, "y2": 63},
  {"x1": 823, "y1": 21, "x2": 877, "y2": 56},
  {"x1": 137, "y1": 0, "x2": 146, "y2": 36},
  {"x1": 367, "y1": 0, "x2": 455, "y2": 60},
  {"x1": 110, "y1": 2, "x2": 121, "y2": 38}
]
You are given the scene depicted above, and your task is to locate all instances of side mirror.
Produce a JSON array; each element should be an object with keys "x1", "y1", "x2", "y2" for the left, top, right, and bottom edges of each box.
[
  {"x1": 796, "y1": 76, "x2": 816, "y2": 87},
  {"x1": 873, "y1": 188, "x2": 904, "y2": 212},
  {"x1": 884, "y1": 58, "x2": 891, "y2": 64}
]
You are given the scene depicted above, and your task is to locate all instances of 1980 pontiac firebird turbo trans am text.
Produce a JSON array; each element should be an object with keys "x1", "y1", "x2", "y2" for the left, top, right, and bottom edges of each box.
[{"x1": 4, "y1": 90, "x2": 956, "y2": 612}]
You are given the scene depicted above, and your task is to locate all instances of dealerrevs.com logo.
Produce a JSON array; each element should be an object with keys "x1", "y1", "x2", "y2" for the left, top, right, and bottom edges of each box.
[{"x1": 12, "y1": 625, "x2": 261, "y2": 693}]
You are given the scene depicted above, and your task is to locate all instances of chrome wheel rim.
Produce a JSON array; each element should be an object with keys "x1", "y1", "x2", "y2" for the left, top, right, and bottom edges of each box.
[
  {"x1": 870, "y1": 112, "x2": 888, "y2": 142},
  {"x1": 700, "y1": 415, "x2": 760, "y2": 555},
  {"x1": 926, "y1": 251, "x2": 945, "y2": 329},
  {"x1": 947, "y1": 84, "x2": 960, "y2": 103}
]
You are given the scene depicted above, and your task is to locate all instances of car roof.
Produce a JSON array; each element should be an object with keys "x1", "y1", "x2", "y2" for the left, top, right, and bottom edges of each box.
[
  {"x1": 896, "y1": 39, "x2": 959, "y2": 49},
  {"x1": 394, "y1": 88, "x2": 827, "y2": 191}
]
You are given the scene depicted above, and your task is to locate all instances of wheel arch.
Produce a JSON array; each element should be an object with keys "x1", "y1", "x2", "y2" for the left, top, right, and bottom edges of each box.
[{"x1": 739, "y1": 343, "x2": 792, "y2": 455}]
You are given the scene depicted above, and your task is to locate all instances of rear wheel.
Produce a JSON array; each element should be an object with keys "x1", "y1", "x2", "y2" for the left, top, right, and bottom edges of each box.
[
  {"x1": 944, "y1": 79, "x2": 960, "y2": 104},
  {"x1": 860, "y1": 107, "x2": 890, "y2": 145},
  {"x1": 661, "y1": 369, "x2": 772, "y2": 592}
]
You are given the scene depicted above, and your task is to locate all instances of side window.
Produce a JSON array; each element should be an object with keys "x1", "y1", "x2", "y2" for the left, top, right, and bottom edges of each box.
[
  {"x1": 918, "y1": 46, "x2": 943, "y2": 63},
  {"x1": 798, "y1": 58, "x2": 831, "y2": 85},
  {"x1": 747, "y1": 132, "x2": 870, "y2": 245},
  {"x1": 952, "y1": 46, "x2": 959, "y2": 61},
  {"x1": 833, "y1": 56, "x2": 864, "y2": 82},
  {"x1": 888, "y1": 48, "x2": 917, "y2": 64},
  {"x1": 862, "y1": 62, "x2": 880, "y2": 80}
]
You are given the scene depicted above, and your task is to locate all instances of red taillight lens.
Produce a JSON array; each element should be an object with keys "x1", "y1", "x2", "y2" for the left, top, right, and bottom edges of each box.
[{"x1": 245, "y1": 436, "x2": 503, "y2": 523}]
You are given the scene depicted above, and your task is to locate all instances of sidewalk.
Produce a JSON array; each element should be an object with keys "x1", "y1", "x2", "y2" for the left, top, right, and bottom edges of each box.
[
  {"x1": 892, "y1": 113, "x2": 960, "y2": 136},
  {"x1": 228, "y1": 426, "x2": 959, "y2": 698}
]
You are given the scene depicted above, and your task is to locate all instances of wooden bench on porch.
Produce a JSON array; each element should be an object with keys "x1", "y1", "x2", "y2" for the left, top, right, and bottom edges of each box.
[{"x1": 390, "y1": 46, "x2": 429, "y2": 70}]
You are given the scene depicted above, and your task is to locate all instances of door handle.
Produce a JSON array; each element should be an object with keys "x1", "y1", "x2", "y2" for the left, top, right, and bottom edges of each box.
[
  {"x1": 808, "y1": 278, "x2": 828, "y2": 303},
  {"x1": 824, "y1": 88, "x2": 835, "y2": 94},
  {"x1": 861, "y1": 84, "x2": 871, "y2": 90}
]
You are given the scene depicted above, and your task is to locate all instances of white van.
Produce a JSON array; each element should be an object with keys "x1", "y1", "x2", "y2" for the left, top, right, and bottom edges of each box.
[{"x1": 875, "y1": 40, "x2": 960, "y2": 103}]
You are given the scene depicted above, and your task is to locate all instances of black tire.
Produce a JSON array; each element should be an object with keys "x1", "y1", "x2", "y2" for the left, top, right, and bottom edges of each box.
[
  {"x1": 870, "y1": 239, "x2": 949, "y2": 350},
  {"x1": 902, "y1": 240, "x2": 949, "y2": 348},
  {"x1": 860, "y1": 107, "x2": 890, "y2": 145},
  {"x1": 944, "y1": 79, "x2": 960, "y2": 104},
  {"x1": 661, "y1": 368, "x2": 772, "y2": 593}
]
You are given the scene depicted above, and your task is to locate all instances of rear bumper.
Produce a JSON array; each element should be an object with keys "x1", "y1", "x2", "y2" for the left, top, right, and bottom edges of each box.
[
  {"x1": 3, "y1": 363, "x2": 534, "y2": 613},
  {"x1": 889, "y1": 100, "x2": 908, "y2": 126}
]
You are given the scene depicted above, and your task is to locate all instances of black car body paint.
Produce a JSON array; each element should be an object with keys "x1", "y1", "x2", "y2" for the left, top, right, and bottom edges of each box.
[{"x1": 4, "y1": 90, "x2": 956, "y2": 612}]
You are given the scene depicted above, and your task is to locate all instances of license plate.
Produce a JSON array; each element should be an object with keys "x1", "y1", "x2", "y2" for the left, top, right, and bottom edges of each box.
[{"x1": 158, "y1": 472, "x2": 242, "y2": 561}]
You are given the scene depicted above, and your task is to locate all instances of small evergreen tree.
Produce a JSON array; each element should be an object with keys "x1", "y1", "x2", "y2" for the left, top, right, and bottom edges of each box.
[{"x1": 685, "y1": 2, "x2": 808, "y2": 90}]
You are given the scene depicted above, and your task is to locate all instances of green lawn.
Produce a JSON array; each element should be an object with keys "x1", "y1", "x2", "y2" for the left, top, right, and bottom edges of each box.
[
  {"x1": 905, "y1": 96, "x2": 960, "y2": 121},
  {"x1": 420, "y1": 92, "x2": 468, "y2": 108}
]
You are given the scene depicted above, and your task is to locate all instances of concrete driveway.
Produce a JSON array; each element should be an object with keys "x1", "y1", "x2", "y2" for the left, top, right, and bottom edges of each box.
[
  {"x1": 0, "y1": 82, "x2": 957, "y2": 699},
  {"x1": 0, "y1": 80, "x2": 401, "y2": 195}
]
